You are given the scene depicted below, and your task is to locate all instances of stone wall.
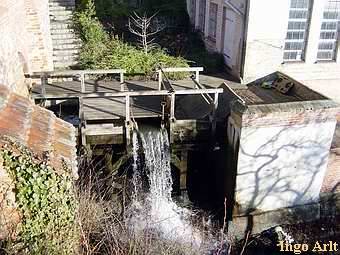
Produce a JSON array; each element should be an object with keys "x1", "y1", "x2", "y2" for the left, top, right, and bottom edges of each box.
[{"x1": 0, "y1": 0, "x2": 53, "y2": 96}]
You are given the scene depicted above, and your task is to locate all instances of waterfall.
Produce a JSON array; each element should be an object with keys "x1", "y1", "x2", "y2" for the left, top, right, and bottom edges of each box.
[{"x1": 126, "y1": 127, "x2": 202, "y2": 247}]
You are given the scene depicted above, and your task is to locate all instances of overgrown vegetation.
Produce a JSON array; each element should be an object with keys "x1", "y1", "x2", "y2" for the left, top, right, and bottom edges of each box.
[
  {"x1": 77, "y1": 0, "x2": 225, "y2": 75},
  {"x1": 0, "y1": 142, "x2": 77, "y2": 254},
  {"x1": 74, "y1": 0, "x2": 189, "y2": 80},
  {"x1": 76, "y1": 175, "x2": 205, "y2": 255}
]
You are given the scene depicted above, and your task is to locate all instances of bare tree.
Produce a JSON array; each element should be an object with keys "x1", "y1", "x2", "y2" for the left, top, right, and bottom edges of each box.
[{"x1": 128, "y1": 12, "x2": 165, "y2": 54}]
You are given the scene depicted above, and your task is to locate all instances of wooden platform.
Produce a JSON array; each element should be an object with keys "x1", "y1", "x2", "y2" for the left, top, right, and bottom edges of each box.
[{"x1": 31, "y1": 77, "x2": 224, "y2": 121}]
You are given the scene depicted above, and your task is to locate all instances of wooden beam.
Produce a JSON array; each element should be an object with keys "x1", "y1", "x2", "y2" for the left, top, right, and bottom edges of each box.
[
  {"x1": 125, "y1": 95, "x2": 131, "y2": 123},
  {"x1": 125, "y1": 95, "x2": 131, "y2": 146},
  {"x1": 160, "y1": 67, "x2": 204, "y2": 73},
  {"x1": 41, "y1": 75, "x2": 47, "y2": 96},
  {"x1": 179, "y1": 150, "x2": 188, "y2": 190},
  {"x1": 79, "y1": 96, "x2": 86, "y2": 145},
  {"x1": 195, "y1": 70, "x2": 200, "y2": 83},
  {"x1": 120, "y1": 72, "x2": 125, "y2": 85},
  {"x1": 33, "y1": 88, "x2": 223, "y2": 100},
  {"x1": 31, "y1": 69, "x2": 127, "y2": 78},
  {"x1": 80, "y1": 73, "x2": 85, "y2": 93},
  {"x1": 158, "y1": 71, "x2": 162, "y2": 90},
  {"x1": 170, "y1": 93, "x2": 176, "y2": 121}
]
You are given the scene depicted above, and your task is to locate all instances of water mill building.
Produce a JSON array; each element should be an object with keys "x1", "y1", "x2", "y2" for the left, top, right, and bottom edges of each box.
[{"x1": 0, "y1": 0, "x2": 339, "y2": 240}]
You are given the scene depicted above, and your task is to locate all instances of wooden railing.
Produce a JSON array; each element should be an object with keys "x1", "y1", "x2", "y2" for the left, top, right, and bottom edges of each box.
[
  {"x1": 31, "y1": 69, "x2": 127, "y2": 95},
  {"x1": 157, "y1": 67, "x2": 204, "y2": 90}
]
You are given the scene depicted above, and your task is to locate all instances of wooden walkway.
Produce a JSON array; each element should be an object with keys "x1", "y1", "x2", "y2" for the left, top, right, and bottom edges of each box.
[
  {"x1": 31, "y1": 72, "x2": 225, "y2": 122},
  {"x1": 30, "y1": 68, "x2": 225, "y2": 145}
]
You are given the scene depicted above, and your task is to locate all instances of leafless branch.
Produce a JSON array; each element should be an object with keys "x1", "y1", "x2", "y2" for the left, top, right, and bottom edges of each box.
[{"x1": 127, "y1": 12, "x2": 166, "y2": 54}]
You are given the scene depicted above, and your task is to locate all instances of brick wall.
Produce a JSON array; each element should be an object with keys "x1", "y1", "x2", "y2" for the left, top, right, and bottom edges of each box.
[{"x1": 0, "y1": 0, "x2": 53, "y2": 96}]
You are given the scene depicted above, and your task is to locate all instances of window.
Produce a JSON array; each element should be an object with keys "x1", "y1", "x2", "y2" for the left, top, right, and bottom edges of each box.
[
  {"x1": 317, "y1": 0, "x2": 340, "y2": 61},
  {"x1": 208, "y1": 3, "x2": 218, "y2": 40},
  {"x1": 190, "y1": 0, "x2": 197, "y2": 25},
  {"x1": 198, "y1": 0, "x2": 206, "y2": 32},
  {"x1": 283, "y1": 0, "x2": 312, "y2": 61}
]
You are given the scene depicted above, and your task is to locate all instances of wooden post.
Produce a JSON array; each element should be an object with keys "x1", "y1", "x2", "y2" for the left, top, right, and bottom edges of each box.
[
  {"x1": 41, "y1": 75, "x2": 47, "y2": 96},
  {"x1": 179, "y1": 150, "x2": 188, "y2": 191},
  {"x1": 120, "y1": 71, "x2": 125, "y2": 91},
  {"x1": 120, "y1": 72, "x2": 124, "y2": 84},
  {"x1": 80, "y1": 73, "x2": 85, "y2": 93},
  {"x1": 125, "y1": 95, "x2": 131, "y2": 144},
  {"x1": 195, "y1": 70, "x2": 200, "y2": 84},
  {"x1": 79, "y1": 96, "x2": 86, "y2": 146},
  {"x1": 170, "y1": 93, "x2": 175, "y2": 121},
  {"x1": 158, "y1": 71, "x2": 162, "y2": 91}
]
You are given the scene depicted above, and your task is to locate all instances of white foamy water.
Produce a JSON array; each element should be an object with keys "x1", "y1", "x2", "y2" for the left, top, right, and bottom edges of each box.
[{"x1": 126, "y1": 128, "x2": 202, "y2": 247}]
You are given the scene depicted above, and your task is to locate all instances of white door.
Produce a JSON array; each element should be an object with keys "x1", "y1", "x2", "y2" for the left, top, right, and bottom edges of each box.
[{"x1": 223, "y1": 8, "x2": 237, "y2": 68}]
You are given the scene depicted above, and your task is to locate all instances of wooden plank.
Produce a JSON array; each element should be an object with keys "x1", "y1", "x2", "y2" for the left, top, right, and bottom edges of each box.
[
  {"x1": 32, "y1": 69, "x2": 126, "y2": 77},
  {"x1": 170, "y1": 94, "x2": 176, "y2": 121},
  {"x1": 33, "y1": 88, "x2": 223, "y2": 100},
  {"x1": 85, "y1": 124, "x2": 123, "y2": 136},
  {"x1": 160, "y1": 67, "x2": 204, "y2": 73}
]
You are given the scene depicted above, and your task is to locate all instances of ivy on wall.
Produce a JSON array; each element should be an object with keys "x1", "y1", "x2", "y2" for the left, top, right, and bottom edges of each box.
[{"x1": 1, "y1": 142, "x2": 77, "y2": 254}]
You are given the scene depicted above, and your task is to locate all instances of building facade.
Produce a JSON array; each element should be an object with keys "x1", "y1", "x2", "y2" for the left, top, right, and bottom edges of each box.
[
  {"x1": 0, "y1": 0, "x2": 54, "y2": 96},
  {"x1": 221, "y1": 72, "x2": 339, "y2": 214},
  {"x1": 187, "y1": 0, "x2": 340, "y2": 102}
]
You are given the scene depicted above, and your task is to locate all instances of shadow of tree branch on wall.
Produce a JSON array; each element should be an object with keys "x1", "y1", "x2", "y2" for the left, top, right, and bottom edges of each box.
[{"x1": 233, "y1": 123, "x2": 335, "y2": 236}]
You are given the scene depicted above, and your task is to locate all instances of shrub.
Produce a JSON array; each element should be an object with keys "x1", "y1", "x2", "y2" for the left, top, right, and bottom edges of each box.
[
  {"x1": 1, "y1": 143, "x2": 77, "y2": 254},
  {"x1": 74, "y1": 0, "x2": 189, "y2": 80}
]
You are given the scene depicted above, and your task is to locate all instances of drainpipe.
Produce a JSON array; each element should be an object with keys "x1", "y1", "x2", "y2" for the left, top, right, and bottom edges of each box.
[{"x1": 240, "y1": 0, "x2": 250, "y2": 84}]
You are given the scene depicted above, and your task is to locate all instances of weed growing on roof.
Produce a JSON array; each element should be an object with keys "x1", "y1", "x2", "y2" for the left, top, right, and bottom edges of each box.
[{"x1": 1, "y1": 143, "x2": 77, "y2": 254}]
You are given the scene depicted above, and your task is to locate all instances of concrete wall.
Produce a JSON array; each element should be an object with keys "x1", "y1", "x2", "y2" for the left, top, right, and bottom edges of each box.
[
  {"x1": 233, "y1": 107, "x2": 337, "y2": 213},
  {"x1": 243, "y1": 0, "x2": 340, "y2": 84},
  {"x1": 0, "y1": 0, "x2": 53, "y2": 96}
]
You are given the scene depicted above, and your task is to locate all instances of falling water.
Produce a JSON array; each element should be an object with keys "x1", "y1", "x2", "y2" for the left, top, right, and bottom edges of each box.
[{"x1": 126, "y1": 127, "x2": 202, "y2": 247}]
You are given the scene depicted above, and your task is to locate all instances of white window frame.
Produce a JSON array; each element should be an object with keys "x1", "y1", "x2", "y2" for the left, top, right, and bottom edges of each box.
[
  {"x1": 317, "y1": 0, "x2": 340, "y2": 61},
  {"x1": 283, "y1": 0, "x2": 313, "y2": 62},
  {"x1": 208, "y1": 3, "x2": 218, "y2": 40}
]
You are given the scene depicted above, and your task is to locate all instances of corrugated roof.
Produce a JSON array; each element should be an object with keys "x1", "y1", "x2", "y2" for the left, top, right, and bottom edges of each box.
[{"x1": 0, "y1": 84, "x2": 77, "y2": 177}]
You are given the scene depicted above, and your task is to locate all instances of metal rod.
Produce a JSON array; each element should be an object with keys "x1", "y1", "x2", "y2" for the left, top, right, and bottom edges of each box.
[
  {"x1": 223, "y1": 82, "x2": 246, "y2": 104},
  {"x1": 190, "y1": 76, "x2": 213, "y2": 104},
  {"x1": 158, "y1": 66, "x2": 175, "y2": 92}
]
